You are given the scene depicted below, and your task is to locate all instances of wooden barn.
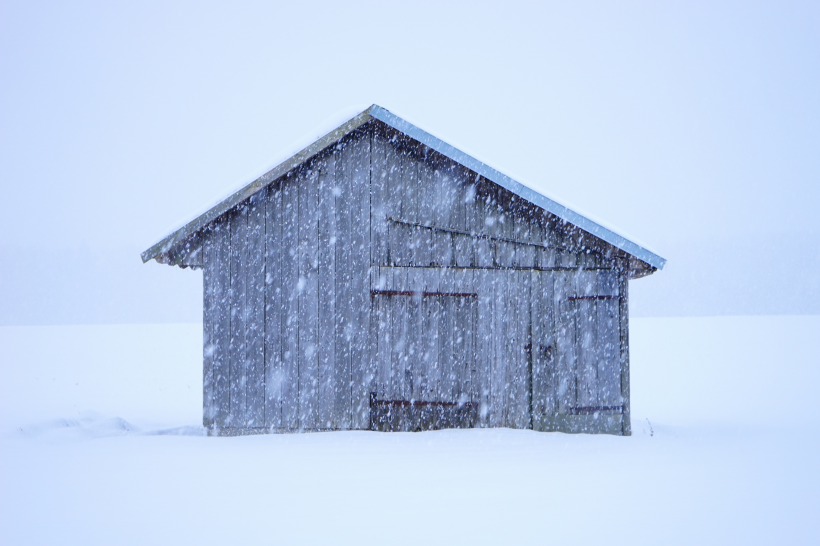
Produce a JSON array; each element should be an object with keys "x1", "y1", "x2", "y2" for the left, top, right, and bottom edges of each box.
[{"x1": 142, "y1": 105, "x2": 665, "y2": 436}]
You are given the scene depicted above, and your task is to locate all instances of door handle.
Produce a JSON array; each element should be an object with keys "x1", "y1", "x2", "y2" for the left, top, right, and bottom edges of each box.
[{"x1": 539, "y1": 345, "x2": 554, "y2": 362}]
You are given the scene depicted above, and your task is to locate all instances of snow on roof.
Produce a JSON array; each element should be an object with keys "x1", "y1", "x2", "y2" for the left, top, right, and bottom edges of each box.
[{"x1": 142, "y1": 105, "x2": 666, "y2": 270}]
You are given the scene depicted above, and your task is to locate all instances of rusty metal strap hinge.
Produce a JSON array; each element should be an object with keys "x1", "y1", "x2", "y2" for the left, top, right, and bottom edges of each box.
[
  {"x1": 371, "y1": 290, "x2": 477, "y2": 298},
  {"x1": 568, "y1": 405, "x2": 624, "y2": 415}
]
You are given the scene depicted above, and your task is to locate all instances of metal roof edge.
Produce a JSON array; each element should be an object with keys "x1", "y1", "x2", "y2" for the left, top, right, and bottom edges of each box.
[
  {"x1": 367, "y1": 105, "x2": 666, "y2": 270},
  {"x1": 141, "y1": 108, "x2": 376, "y2": 263}
]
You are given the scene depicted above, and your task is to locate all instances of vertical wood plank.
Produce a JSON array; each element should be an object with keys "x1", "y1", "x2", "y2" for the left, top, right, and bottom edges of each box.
[
  {"x1": 501, "y1": 270, "x2": 513, "y2": 427},
  {"x1": 518, "y1": 269, "x2": 529, "y2": 427},
  {"x1": 246, "y1": 191, "x2": 266, "y2": 428},
  {"x1": 407, "y1": 269, "x2": 424, "y2": 401},
  {"x1": 438, "y1": 268, "x2": 455, "y2": 402},
  {"x1": 576, "y1": 270, "x2": 598, "y2": 410},
  {"x1": 384, "y1": 136, "x2": 402, "y2": 267},
  {"x1": 560, "y1": 240, "x2": 578, "y2": 268},
  {"x1": 401, "y1": 146, "x2": 420, "y2": 224},
  {"x1": 517, "y1": 269, "x2": 532, "y2": 428},
  {"x1": 554, "y1": 270, "x2": 577, "y2": 415},
  {"x1": 596, "y1": 268, "x2": 620, "y2": 408},
  {"x1": 531, "y1": 269, "x2": 558, "y2": 428},
  {"x1": 390, "y1": 270, "x2": 407, "y2": 401},
  {"x1": 490, "y1": 269, "x2": 506, "y2": 427},
  {"x1": 298, "y1": 167, "x2": 320, "y2": 429},
  {"x1": 432, "y1": 163, "x2": 454, "y2": 266},
  {"x1": 529, "y1": 269, "x2": 542, "y2": 427},
  {"x1": 281, "y1": 175, "x2": 300, "y2": 430},
  {"x1": 334, "y1": 140, "x2": 352, "y2": 429},
  {"x1": 536, "y1": 245, "x2": 555, "y2": 271},
  {"x1": 368, "y1": 267, "x2": 379, "y2": 428},
  {"x1": 335, "y1": 132, "x2": 374, "y2": 427},
  {"x1": 461, "y1": 176, "x2": 478, "y2": 268},
  {"x1": 229, "y1": 204, "x2": 248, "y2": 428},
  {"x1": 453, "y1": 275, "x2": 474, "y2": 409},
  {"x1": 520, "y1": 205, "x2": 537, "y2": 268},
  {"x1": 403, "y1": 156, "x2": 417, "y2": 267},
  {"x1": 376, "y1": 270, "x2": 391, "y2": 400},
  {"x1": 509, "y1": 208, "x2": 521, "y2": 268},
  {"x1": 475, "y1": 180, "x2": 494, "y2": 268},
  {"x1": 505, "y1": 269, "x2": 517, "y2": 426},
  {"x1": 475, "y1": 268, "x2": 491, "y2": 425},
  {"x1": 465, "y1": 269, "x2": 478, "y2": 406},
  {"x1": 504, "y1": 269, "x2": 526, "y2": 428},
  {"x1": 454, "y1": 233, "x2": 472, "y2": 268},
  {"x1": 413, "y1": 155, "x2": 433, "y2": 267},
  {"x1": 452, "y1": 288, "x2": 466, "y2": 406},
  {"x1": 370, "y1": 129, "x2": 387, "y2": 267},
  {"x1": 350, "y1": 130, "x2": 372, "y2": 428},
  {"x1": 318, "y1": 153, "x2": 337, "y2": 428},
  {"x1": 213, "y1": 216, "x2": 232, "y2": 429},
  {"x1": 545, "y1": 271, "x2": 557, "y2": 416},
  {"x1": 435, "y1": 160, "x2": 455, "y2": 230},
  {"x1": 618, "y1": 260, "x2": 631, "y2": 435},
  {"x1": 451, "y1": 166, "x2": 468, "y2": 233},
  {"x1": 388, "y1": 222, "x2": 403, "y2": 267},
  {"x1": 432, "y1": 230, "x2": 454, "y2": 268},
  {"x1": 423, "y1": 268, "x2": 441, "y2": 403},
  {"x1": 265, "y1": 186, "x2": 284, "y2": 429},
  {"x1": 202, "y1": 227, "x2": 216, "y2": 428},
  {"x1": 418, "y1": 149, "x2": 435, "y2": 228}
]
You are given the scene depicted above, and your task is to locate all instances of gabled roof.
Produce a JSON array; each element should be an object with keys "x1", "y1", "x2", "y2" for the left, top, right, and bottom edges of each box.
[{"x1": 142, "y1": 105, "x2": 666, "y2": 270}]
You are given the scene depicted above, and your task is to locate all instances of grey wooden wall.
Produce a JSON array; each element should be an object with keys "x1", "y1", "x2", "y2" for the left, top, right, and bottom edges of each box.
[{"x1": 196, "y1": 120, "x2": 633, "y2": 436}]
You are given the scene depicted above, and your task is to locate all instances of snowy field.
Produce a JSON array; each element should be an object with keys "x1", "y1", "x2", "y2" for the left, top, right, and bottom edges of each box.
[{"x1": 1, "y1": 316, "x2": 818, "y2": 545}]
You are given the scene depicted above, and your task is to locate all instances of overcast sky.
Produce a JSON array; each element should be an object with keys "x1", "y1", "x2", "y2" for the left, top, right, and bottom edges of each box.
[{"x1": 1, "y1": 1, "x2": 818, "y2": 324}]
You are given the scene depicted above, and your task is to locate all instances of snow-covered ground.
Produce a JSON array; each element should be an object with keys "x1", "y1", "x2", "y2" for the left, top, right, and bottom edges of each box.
[{"x1": 1, "y1": 316, "x2": 818, "y2": 545}]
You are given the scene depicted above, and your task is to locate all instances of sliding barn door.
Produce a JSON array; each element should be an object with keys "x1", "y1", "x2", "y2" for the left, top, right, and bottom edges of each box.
[
  {"x1": 370, "y1": 268, "x2": 478, "y2": 431},
  {"x1": 571, "y1": 270, "x2": 622, "y2": 415},
  {"x1": 531, "y1": 269, "x2": 624, "y2": 433}
]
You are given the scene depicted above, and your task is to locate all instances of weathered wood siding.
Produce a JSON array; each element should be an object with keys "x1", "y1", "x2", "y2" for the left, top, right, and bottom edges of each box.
[{"x1": 198, "y1": 120, "x2": 631, "y2": 436}]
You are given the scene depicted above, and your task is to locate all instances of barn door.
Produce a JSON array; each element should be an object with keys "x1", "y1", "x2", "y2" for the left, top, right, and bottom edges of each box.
[
  {"x1": 570, "y1": 270, "x2": 622, "y2": 416},
  {"x1": 370, "y1": 268, "x2": 478, "y2": 431},
  {"x1": 531, "y1": 269, "x2": 623, "y2": 432}
]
